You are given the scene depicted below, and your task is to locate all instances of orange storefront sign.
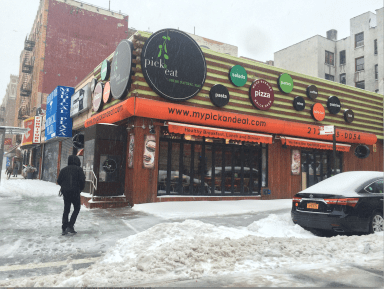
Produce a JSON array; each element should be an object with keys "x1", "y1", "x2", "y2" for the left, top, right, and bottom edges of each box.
[
  {"x1": 281, "y1": 136, "x2": 351, "y2": 152},
  {"x1": 168, "y1": 122, "x2": 272, "y2": 144},
  {"x1": 84, "y1": 98, "x2": 134, "y2": 128},
  {"x1": 85, "y1": 97, "x2": 377, "y2": 146}
]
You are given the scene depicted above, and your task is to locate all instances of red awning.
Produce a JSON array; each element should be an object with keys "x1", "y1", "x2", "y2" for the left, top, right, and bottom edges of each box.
[
  {"x1": 168, "y1": 122, "x2": 273, "y2": 144},
  {"x1": 281, "y1": 136, "x2": 351, "y2": 152}
]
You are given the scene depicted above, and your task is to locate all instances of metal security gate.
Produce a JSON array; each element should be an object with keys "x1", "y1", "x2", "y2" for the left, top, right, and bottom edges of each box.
[
  {"x1": 60, "y1": 138, "x2": 74, "y2": 170},
  {"x1": 157, "y1": 133, "x2": 267, "y2": 196},
  {"x1": 42, "y1": 141, "x2": 60, "y2": 183}
]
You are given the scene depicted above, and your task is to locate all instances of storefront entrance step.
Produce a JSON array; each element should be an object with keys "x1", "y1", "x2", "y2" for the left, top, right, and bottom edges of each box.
[{"x1": 80, "y1": 195, "x2": 130, "y2": 209}]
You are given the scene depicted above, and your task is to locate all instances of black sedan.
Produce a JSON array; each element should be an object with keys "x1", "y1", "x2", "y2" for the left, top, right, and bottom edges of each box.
[{"x1": 291, "y1": 171, "x2": 383, "y2": 234}]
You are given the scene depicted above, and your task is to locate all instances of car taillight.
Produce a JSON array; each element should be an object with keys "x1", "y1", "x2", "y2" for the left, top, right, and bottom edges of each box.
[
  {"x1": 324, "y1": 198, "x2": 359, "y2": 207},
  {"x1": 292, "y1": 197, "x2": 302, "y2": 203}
]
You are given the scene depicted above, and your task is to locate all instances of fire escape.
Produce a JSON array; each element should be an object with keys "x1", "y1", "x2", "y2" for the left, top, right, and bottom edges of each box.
[{"x1": 18, "y1": 35, "x2": 35, "y2": 120}]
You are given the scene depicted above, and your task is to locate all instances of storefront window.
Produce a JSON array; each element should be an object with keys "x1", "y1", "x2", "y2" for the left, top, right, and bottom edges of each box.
[
  {"x1": 157, "y1": 129, "x2": 268, "y2": 196},
  {"x1": 301, "y1": 149, "x2": 342, "y2": 189}
]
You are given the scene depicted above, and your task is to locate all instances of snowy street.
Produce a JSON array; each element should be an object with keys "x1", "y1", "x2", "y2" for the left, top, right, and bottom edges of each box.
[{"x1": 0, "y1": 174, "x2": 383, "y2": 287}]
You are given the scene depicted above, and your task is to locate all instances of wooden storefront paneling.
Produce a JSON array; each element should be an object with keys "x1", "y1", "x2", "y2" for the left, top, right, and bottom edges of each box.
[
  {"x1": 125, "y1": 117, "x2": 160, "y2": 205},
  {"x1": 343, "y1": 140, "x2": 383, "y2": 172}
]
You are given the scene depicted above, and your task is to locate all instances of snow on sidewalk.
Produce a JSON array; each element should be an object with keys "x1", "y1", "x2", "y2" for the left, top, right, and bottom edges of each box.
[{"x1": 0, "y1": 175, "x2": 383, "y2": 287}]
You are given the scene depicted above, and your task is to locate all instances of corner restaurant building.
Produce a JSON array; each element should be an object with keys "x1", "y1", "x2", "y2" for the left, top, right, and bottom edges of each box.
[{"x1": 72, "y1": 30, "x2": 383, "y2": 208}]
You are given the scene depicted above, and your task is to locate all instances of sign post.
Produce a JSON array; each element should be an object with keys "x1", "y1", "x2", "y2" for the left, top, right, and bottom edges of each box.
[{"x1": 320, "y1": 125, "x2": 337, "y2": 175}]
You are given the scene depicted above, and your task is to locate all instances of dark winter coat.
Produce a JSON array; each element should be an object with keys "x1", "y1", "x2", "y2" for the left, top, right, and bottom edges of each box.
[{"x1": 57, "y1": 155, "x2": 86, "y2": 195}]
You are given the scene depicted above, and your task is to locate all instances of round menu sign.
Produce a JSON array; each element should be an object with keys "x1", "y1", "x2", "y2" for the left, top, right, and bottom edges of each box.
[
  {"x1": 293, "y1": 96, "x2": 305, "y2": 111},
  {"x1": 103, "y1": 81, "x2": 111, "y2": 103},
  {"x1": 209, "y1": 84, "x2": 230, "y2": 107},
  {"x1": 110, "y1": 39, "x2": 134, "y2": 99},
  {"x1": 249, "y1": 79, "x2": 274, "y2": 111},
  {"x1": 100, "y1": 59, "x2": 111, "y2": 81},
  {"x1": 92, "y1": 82, "x2": 103, "y2": 112},
  {"x1": 278, "y1": 73, "x2": 294, "y2": 93},
  {"x1": 229, "y1": 65, "x2": 247, "y2": 87},
  {"x1": 344, "y1": 109, "x2": 354, "y2": 123},
  {"x1": 306, "y1": 85, "x2": 318, "y2": 100},
  {"x1": 327, "y1": 96, "x2": 341, "y2": 114},
  {"x1": 311, "y1": 103, "x2": 325, "y2": 121},
  {"x1": 90, "y1": 78, "x2": 97, "y2": 92},
  {"x1": 102, "y1": 159, "x2": 117, "y2": 173},
  {"x1": 141, "y1": 29, "x2": 207, "y2": 101}
]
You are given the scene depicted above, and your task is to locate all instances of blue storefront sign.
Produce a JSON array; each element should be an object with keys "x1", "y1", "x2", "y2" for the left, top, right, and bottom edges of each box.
[
  {"x1": 45, "y1": 86, "x2": 75, "y2": 142},
  {"x1": 6, "y1": 157, "x2": 11, "y2": 168}
]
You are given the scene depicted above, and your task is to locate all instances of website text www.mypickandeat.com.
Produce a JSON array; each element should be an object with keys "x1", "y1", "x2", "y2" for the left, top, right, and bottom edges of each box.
[{"x1": 167, "y1": 107, "x2": 267, "y2": 127}]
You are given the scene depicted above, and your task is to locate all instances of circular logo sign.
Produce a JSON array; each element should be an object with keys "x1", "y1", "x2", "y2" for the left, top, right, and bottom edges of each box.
[
  {"x1": 103, "y1": 81, "x2": 111, "y2": 103},
  {"x1": 72, "y1": 133, "x2": 84, "y2": 149},
  {"x1": 90, "y1": 78, "x2": 97, "y2": 92},
  {"x1": 249, "y1": 79, "x2": 275, "y2": 111},
  {"x1": 311, "y1": 103, "x2": 325, "y2": 121},
  {"x1": 141, "y1": 29, "x2": 207, "y2": 101},
  {"x1": 306, "y1": 85, "x2": 318, "y2": 100},
  {"x1": 102, "y1": 159, "x2": 117, "y2": 173},
  {"x1": 100, "y1": 59, "x2": 111, "y2": 81},
  {"x1": 209, "y1": 84, "x2": 230, "y2": 107},
  {"x1": 327, "y1": 96, "x2": 341, "y2": 114},
  {"x1": 229, "y1": 65, "x2": 247, "y2": 87},
  {"x1": 293, "y1": 96, "x2": 305, "y2": 111},
  {"x1": 92, "y1": 82, "x2": 103, "y2": 112},
  {"x1": 110, "y1": 39, "x2": 134, "y2": 100},
  {"x1": 344, "y1": 109, "x2": 354, "y2": 123},
  {"x1": 278, "y1": 73, "x2": 294, "y2": 93}
]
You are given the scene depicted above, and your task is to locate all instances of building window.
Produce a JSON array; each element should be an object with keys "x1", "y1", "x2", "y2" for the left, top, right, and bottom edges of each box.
[
  {"x1": 301, "y1": 150, "x2": 343, "y2": 188},
  {"x1": 374, "y1": 39, "x2": 377, "y2": 55},
  {"x1": 355, "y1": 32, "x2": 364, "y2": 47},
  {"x1": 340, "y1": 73, "x2": 346, "y2": 84},
  {"x1": 375, "y1": 64, "x2": 378, "y2": 80},
  {"x1": 355, "y1": 57, "x2": 364, "y2": 71},
  {"x1": 340, "y1": 50, "x2": 346, "y2": 65},
  {"x1": 325, "y1": 51, "x2": 334, "y2": 65},
  {"x1": 325, "y1": 74, "x2": 334, "y2": 81},
  {"x1": 355, "y1": 81, "x2": 365, "y2": 89},
  {"x1": 157, "y1": 130, "x2": 268, "y2": 196}
]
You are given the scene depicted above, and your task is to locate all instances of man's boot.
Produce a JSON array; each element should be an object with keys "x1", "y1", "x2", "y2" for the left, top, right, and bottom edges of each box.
[{"x1": 66, "y1": 226, "x2": 77, "y2": 234}]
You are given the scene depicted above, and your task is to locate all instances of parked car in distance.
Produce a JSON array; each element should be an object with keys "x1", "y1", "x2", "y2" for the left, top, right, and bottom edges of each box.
[{"x1": 291, "y1": 171, "x2": 383, "y2": 234}]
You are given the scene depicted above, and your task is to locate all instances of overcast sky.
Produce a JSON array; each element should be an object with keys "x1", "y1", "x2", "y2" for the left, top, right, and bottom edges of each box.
[{"x1": 0, "y1": 0, "x2": 382, "y2": 104}]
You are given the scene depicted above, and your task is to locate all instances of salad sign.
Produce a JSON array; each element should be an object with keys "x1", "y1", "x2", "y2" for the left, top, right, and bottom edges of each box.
[
  {"x1": 141, "y1": 29, "x2": 207, "y2": 101},
  {"x1": 229, "y1": 65, "x2": 247, "y2": 87}
]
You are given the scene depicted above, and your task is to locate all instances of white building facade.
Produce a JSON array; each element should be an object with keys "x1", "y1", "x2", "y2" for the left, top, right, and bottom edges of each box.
[{"x1": 274, "y1": 8, "x2": 383, "y2": 95}]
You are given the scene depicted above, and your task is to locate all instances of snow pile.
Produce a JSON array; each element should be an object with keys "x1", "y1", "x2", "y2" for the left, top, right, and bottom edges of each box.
[
  {"x1": 0, "y1": 176, "x2": 59, "y2": 198},
  {"x1": 132, "y1": 199, "x2": 292, "y2": 219},
  {"x1": 1, "y1": 216, "x2": 382, "y2": 287}
]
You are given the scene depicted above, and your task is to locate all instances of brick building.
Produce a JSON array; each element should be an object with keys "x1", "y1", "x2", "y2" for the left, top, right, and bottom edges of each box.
[
  {"x1": 14, "y1": 0, "x2": 129, "y2": 132},
  {"x1": 0, "y1": 75, "x2": 18, "y2": 151},
  {"x1": 11, "y1": 0, "x2": 129, "y2": 171}
]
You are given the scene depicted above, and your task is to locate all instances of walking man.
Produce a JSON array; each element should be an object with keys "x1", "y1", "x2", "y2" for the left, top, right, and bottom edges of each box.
[{"x1": 57, "y1": 155, "x2": 86, "y2": 235}]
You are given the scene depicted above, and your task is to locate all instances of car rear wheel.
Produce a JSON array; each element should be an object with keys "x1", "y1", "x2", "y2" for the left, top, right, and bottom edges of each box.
[{"x1": 370, "y1": 213, "x2": 384, "y2": 233}]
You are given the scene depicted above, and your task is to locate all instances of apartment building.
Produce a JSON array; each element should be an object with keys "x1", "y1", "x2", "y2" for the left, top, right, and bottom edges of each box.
[{"x1": 274, "y1": 8, "x2": 383, "y2": 94}]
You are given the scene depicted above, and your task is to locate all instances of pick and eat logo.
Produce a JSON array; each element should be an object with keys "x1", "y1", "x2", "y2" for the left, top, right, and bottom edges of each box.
[{"x1": 141, "y1": 29, "x2": 207, "y2": 102}]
